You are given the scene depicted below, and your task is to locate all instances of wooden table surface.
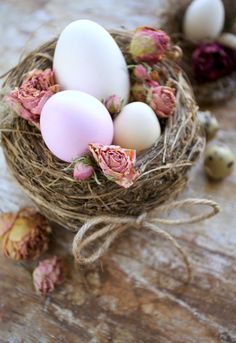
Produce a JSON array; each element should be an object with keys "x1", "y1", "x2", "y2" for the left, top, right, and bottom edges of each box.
[{"x1": 0, "y1": 1, "x2": 236, "y2": 342}]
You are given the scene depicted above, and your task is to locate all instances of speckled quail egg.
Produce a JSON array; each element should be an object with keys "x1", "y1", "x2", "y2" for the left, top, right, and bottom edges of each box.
[
  {"x1": 198, "y1": 111, "x2": 219, "y2": 141},
  {"x1": 204, "y1": 144, "x2": 235, "y2": 180}
]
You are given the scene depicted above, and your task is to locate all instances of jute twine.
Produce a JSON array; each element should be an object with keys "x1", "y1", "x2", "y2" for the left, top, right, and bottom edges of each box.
[
  {"x1": 157, "y1": 0, "x2": 236, "y2": 105},
  {"x1": 0, "y1": 30, "x2": 219, "y2": 282},
  {"x1": 73, "y1": 198, "x2": 219, "y2": 284}
]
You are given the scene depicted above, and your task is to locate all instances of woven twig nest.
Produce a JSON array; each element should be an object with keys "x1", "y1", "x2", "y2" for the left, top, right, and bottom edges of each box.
[
  {"x1": 158, "y1": 0, "x2": 236, "y2": 105},
  {"x1": 0, "y1": 30, "x2": 204, "y2": 233}
]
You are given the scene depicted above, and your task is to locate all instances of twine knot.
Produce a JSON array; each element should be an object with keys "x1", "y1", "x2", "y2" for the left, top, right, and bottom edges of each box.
[
  {"x1": 72, "y1": 198, "x2": 220, "y2": 284},
  {"x1": 135, "y1": 212, "x2": 148, "y2": 228}
]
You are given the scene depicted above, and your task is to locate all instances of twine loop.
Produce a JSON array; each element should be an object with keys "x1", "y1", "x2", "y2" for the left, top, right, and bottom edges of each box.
[{"x1": 72, "y1": 198, "x2": 219, "y2": 284}]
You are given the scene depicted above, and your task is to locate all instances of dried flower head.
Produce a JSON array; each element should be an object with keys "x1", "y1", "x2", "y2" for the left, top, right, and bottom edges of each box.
[
  {"x1": 192, "y1": 43, "x2": 236, "y2": 82},
  {"x1": 7, "y1": 68, "x2": 60, "y2": 127},
  {"x1": 0, "y1": 208, "x2": 51, "y2": 260},
  {"x1": 131, "y1": 80, "x2": 159, "y2": 102},
  {"x1": 89, "y1": 143, "x2": 139, "y2": 188},
  {"x1": 73, "y1": 159, "x2": 94, "y2": 181},
  {"x1": 130, "y1": 82, "x2": 148, "y2": 102},
  {"x1": 133, "y1": 64, "x2": 151, "y2": 81},
  {"x1": 147, "y1": 85, "x2": 176, "y2": 119},
  {"x1": 104, "y1": 95, "x2": 122, "y2": 115},
  {"x1": 130, "y1": 27, "x2": 170, "y2": 64},
  {"x1": 150, "y1": 69, "x2": 160, "y2": 82},
  {"x1": 33, "y1": 256, "x2": 65, "y2": 295}
]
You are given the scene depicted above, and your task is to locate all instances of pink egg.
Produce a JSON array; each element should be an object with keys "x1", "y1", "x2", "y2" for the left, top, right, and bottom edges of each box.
[{"x1": 40, "y1": 90, "x2": 114, "y2": 162}]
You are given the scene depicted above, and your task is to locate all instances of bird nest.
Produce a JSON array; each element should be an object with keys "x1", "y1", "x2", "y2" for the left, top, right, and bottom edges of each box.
[
  {"x1": 0, "y1": 30, "x2": 204, "y2": 232},
  {"x1": 158, "y1": 0, "x2": 236, "y2": 105}
]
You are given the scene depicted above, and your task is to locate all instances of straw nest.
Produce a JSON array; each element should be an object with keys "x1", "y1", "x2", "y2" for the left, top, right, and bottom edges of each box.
[
  {"x1": 158, "y1": 0, "x2": 236, "y2": 105},
  {"x1": 0, "y1": 30, "x2": 204, "y2": 232}
]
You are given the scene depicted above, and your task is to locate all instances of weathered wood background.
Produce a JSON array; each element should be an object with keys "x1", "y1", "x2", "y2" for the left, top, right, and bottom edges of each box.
[{"x1": 0, "y1": 1, "x2": 236, "y2": 342}]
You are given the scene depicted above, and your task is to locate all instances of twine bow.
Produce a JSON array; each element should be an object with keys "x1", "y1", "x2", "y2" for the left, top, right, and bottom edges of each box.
[{"x1": 72, "y1": 198, "x2": 219, "y2": 284}]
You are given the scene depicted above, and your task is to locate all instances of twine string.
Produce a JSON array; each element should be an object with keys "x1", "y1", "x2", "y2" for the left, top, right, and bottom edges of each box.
[{"x1": 72, "y1": 198, "x2": 220, "y2": 284}]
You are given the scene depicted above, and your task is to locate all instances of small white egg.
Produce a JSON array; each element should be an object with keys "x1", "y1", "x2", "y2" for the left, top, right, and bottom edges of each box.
[
  {"x1": 183, "y1": 0, "x2": 225, "y2": 42},
  {"x1": 113, "y1": 102, "x2": 161, "y2": 153},
  {"x1": 218, "y1": 33, "x2": 236, "y2": 50}
]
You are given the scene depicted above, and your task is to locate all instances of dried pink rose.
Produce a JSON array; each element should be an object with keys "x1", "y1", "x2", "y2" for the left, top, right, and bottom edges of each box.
[
  {"x1": 147, "y1": 85, "x2": 176, "y2": 118},
  {"x1": 0, "y1": 208, "x2": 51, "y2": 260},
  {"x1": 7, "y1": 68, "x2": 60, "y2": 127},
  {"x1": 73, "y1": 161, "x2": 94, "y2": 181},
  {"x1": 146, "y1": 80, "x2": 159, "y2": 88},
  {"x1": 33, "y1": 256, "x2": 65, "y2": 295},
  {"x1": 133, "y1": 64, "x2": 151, "y2": 81},
  {"x1": 104, "y1": 95, "x2": 122, "y2": 115},
  {"x1": 88, "y1": 143, "x2": 139, "y2": 188},
  {"x1": 131, "y1": 80, "x2": 160, "y2": 102},
  {"x1": 130, "y1": 27, "x2": 171, "y2": 64}
]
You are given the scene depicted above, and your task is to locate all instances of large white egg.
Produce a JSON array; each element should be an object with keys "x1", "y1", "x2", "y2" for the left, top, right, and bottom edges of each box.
[
  {"x1": 183, "y1": 0, "x2": 225, "y2": 42},
  {"x1": 113, "y1": 102, "x2": 161, "y2": 153},
  {"x1": 53, "y1": 19, "x2": 130, "y2": 104}
]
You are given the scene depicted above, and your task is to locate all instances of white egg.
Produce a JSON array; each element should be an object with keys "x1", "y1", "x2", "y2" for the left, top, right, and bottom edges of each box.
[
  {"x1": 218, "y1": 33, "x2": 236, "y2": 49},
  {"x1": 53, "y1": 20, "x2": 130, "y2": 104},
  {"x1": 113, "y1": 102, "x2": 161, "y2": 153},
  {"x1": 183, "y1": 0, "x2": 225, "y2": 42}
]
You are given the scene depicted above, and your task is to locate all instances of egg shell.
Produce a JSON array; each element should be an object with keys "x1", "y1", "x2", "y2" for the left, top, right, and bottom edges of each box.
[
  {"x1": 53, "y1": 19, "x2": 130, "y2": 104},
  {"x1": 204, "y1": 144, "x2": 235, "y2": 180},
  {"x1": 113, "y1": 102, "x2": 161, "y2": 153},
  {"x1": 197, "y1": 110, "x2": 219, "y2": 141},
  {"x1": 183, "y1": 0, "x2": 225, "y2": 42},
  {"x1": 40, "y1": 90, "x2": 114, "y2": 162},
  {"x1": 218, "y1": 32, "x2": 236, "y2": 50}
]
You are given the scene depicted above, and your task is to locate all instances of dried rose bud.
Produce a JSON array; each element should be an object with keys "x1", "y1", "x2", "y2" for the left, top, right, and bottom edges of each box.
[
  {"x1": 133, "y1": 64, "x2": 151, "y2": 81},
  {"x1": 150, "y1": 69, "x2": 160, "y2": 82},
  {"x1": 130, "y1": 27, "x2": 171, "y2": 64},
  {"x1": 104, "y1": 95, "x2": 122, "y2": 115},
  {"x1": 130, "y1": 82, "x2": 147, "y2": 102},
  {"x1": 147, "y1": 85, "x2": 176, "y2": 119},
  {"x1": 131, "y1": 80, "x2": 159, "y2": 102},
  {"x1": 0, "y1": 208, "x2": 51, "y2": 260},
  {"x1": 146, "y1": 80, "x2": 159, "y2": 88},
  {"x1": 73, "y1": 160, "x2": 94, "y2": 181},
  {"x1": 33, "y1": 256, "x2": 65, "y2": 295},
  {"x1": 165, "y1": 45, "x2": 183, "y2": 61}
]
